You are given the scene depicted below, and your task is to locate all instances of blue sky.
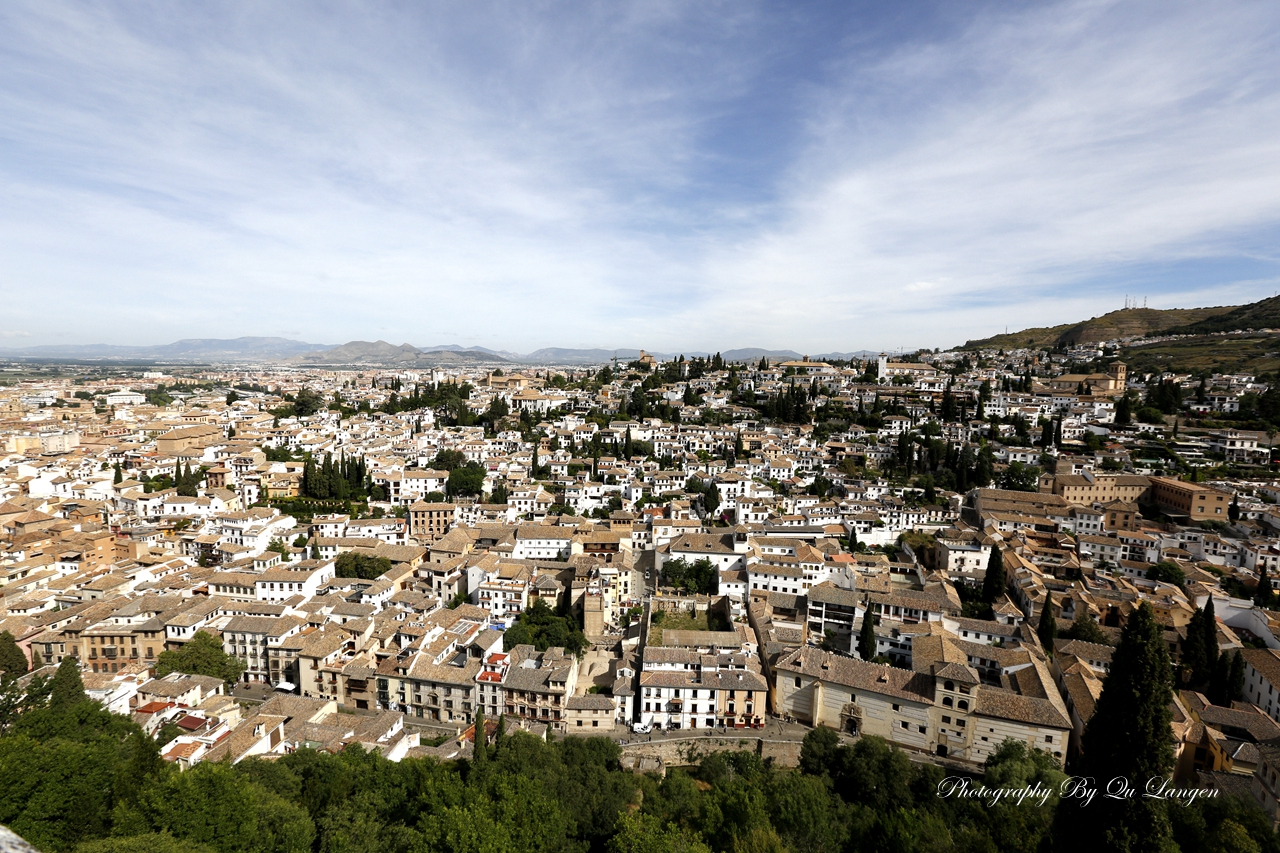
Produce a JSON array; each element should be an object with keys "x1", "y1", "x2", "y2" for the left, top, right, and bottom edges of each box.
[{"x1": 2, "y1": 0, "x2": 1279, "y2": 353}]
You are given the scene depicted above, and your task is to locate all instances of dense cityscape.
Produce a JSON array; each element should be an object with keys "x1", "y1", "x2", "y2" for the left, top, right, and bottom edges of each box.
[{"x1": 1, "y1": 317, "x2": 1280, "y2": 850}]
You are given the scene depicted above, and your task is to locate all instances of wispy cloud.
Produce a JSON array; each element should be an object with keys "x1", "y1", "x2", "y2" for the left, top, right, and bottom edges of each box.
[{"x1": 0, "y1": 1, "x2": 1277, "y2": 352}]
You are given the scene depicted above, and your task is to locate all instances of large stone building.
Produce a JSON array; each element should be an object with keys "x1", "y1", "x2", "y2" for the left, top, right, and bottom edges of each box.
[{"x1": 775, "y1": 641, "x2": 1070, "y2": 765}]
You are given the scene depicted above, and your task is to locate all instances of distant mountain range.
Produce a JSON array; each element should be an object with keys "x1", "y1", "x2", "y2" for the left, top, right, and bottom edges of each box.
[
  {"x1": 288, "y1": 341, "x2": 507, "y2": 366},
  {"x1": 0, "y1": 337, "x2": 889, "y2": 366},
  {"x1": 0, "y1": 337, "x2": 331, "y2": 361}
]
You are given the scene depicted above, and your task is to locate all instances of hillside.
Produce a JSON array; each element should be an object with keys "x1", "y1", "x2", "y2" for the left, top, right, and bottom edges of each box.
[
  {"x1": 1119, "y1": 334, "x2": 1280, "y2": 377},
  {"x1": 963, "y1": 305, "x2": 1237, "y2": 350},
  {"x1": 1163, "y1": 294, "x2": 1280, "y2": 335}
]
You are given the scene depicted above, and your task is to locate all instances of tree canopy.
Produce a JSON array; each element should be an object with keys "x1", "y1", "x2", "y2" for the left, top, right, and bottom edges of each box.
[
  {"x1": 502, "y1": 599, "x2": 588, "y2": 656},
  {"x1": 154, "y1": 631, "x2": 246, "y2": 687},
  {"x1": 661, "y1": 557, "x2": 718, "y2": 595},
  {"x1": 334, "y1": 553, "x2": 392, "y2": 581}
]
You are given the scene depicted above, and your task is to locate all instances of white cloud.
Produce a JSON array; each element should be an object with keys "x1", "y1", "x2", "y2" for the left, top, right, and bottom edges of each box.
[
  {"x1": 0, "y1": 1, "x2": 1277, "y2": 352},
  {"x1": 698, "y1": 0, "x2": 1280, "y2": 349}
]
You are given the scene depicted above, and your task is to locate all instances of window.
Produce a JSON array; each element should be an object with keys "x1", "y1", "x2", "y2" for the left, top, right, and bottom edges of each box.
[
  {"x1": 900, "y1": 721, "x2": 909, "y2": 730},
  {"x1": 794, "y1": 677, "x2": 802, "y2": 688},
  {"x1": 1045, "y1": 735, "x2": 1053, "y2": 744},
  {"x1": 918, "y1": 725, "x2": 926, "y2": 733},
  {"x1": 942, "y1": 715, "x2": 951, "y2": 724}
]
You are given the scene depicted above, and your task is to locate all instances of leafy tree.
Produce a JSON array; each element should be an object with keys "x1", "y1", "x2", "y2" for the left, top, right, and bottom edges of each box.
[
  {"x1": 446, "y1": 462, "x2": 486, "y2": 497},
  {"x1": 1063, "y1": 611, "x2": 1109, "y2": 645},
  {"x1": 48, "y1": 656, "x2": 87, "y2": 708},
  {"x1": 661, "y1": 558, "x2": 718, "y2": 595},
  {"x1": 155, "y1": 631, "x2": 246, "y2": 687},
  {"x1": 1147, "y1": 560, "x2": 1185, "y2": 587},
  {"x1": 292, "y1": 388, "x2": 325, "y2": 417},
  {"x1": 75, "y1": 833, "x2": 216, "y2": 853},
  {"x1": 0, "y1": 631, "x2": 28, "y2": 676},
  {"x1": 997, "y1": 462, "x2": 1040, "y2": 492},
  {"x1": 334, "y1": 553, "x2": 392, "y2": 581},
  {"x1": 431, "y1": 449, "x2": 467, "y2": 471},
  {"x1": 502, "y1": 599, "x2": 588, "y2": 655}
]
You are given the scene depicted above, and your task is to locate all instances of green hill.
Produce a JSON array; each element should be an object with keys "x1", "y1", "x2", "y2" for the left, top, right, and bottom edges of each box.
[
  {"x1": 963, "y1": 305, "x2": 1237, "y2": 350},
  {"x1": 1163, "y1": 295, "x2": 1280, "y2": 335}
]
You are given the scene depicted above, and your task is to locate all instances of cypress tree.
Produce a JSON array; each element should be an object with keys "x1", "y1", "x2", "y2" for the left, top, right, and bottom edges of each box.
[
  {"x1": 858, "y1": 612, "x2": 877, "y2": 661},
  {"x1": 1208, "y1": 652, "x2": 1231, "y2": 706},
  {"x1": 982, "y1": 547, "x2": 1005, "y2": 605},
  {"x1": 0, "y1": 631, "x2": 28, "y2": 676},
  {"x1": 1201, "y1": 597, "x2": 1219, "y2": 677},
  {"x1": 1258, "y1": 564, "x2": 1273, "y2": 608},
  {"x1": 1038, "y1": 591, "x2": 1057, "y2": 657},
  {"x1": 471, "y1": 710, "x2": 487, "y2": 771},
  {"x1": 1057, "y1": 602, "x2": 1174, "y2": 852},
  {"x1": 1229, "y1": 650, "x2": 1246, "y2": 703},
  {"x1": 113, "y1": 463, "x2": 123, "y2": 484},
  {"x1": 1181, "y1": 607, "x2": 1208, "y2": 689},
  {"x1": 1116, "y1": 392, "x2": 1132, "y2": 426}
]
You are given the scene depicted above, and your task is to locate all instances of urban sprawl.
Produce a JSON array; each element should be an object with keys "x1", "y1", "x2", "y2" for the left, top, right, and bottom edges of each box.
[{"x1": 5, "y1": 342, "x2": 1280, "y2": 826}]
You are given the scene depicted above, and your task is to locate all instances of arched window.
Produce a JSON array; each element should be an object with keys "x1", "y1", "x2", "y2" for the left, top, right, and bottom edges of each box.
[
  {"x1": 958, "y1": 700, "x2": 969, "y2": 711},
  {"x1": 942, "y1": 696, "x2": 953, "y2": 708},
  {"x1": 944, "y1": 680, "x2": 954, "y2": 692}
]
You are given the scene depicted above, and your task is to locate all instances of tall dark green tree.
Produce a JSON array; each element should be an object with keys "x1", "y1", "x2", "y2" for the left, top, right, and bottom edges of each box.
[
  {"x1": 1057, "y1": 602, "x2": 1174, "y2": 852},
  {"x1": 1228, "y1": 650, "x2": 1246, "y2": 703},
  {"x1": 1208, "y1": 652, "x2": 1231, "y2": 706},
  {"x1": 982, "y1": 547, "x2": 1005, "y2": 605},
  {"x1": 1181, "y1": 606, "x2": 1210, "y2": 689},
  {"x1": 1115, "y1": 392, "x2": 1133, "y2": 426},
  {"x1": 472, "y1": 710, "x2": 488, "y2": 772},
  {"x1": 703, "y1": 483, "x2": 720, "y2": 518},
  {"x1": 858, "y1": 613, "x2": 877, "y2": 661},
  {"x1": 1037, "y1": 591, "x2": 1057, "y2": 657}
]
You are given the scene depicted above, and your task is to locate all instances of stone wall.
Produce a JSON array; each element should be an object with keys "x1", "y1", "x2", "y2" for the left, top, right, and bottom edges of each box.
[{"x1": 619, "y1": 736, "x2": 803, "y2": 773}]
